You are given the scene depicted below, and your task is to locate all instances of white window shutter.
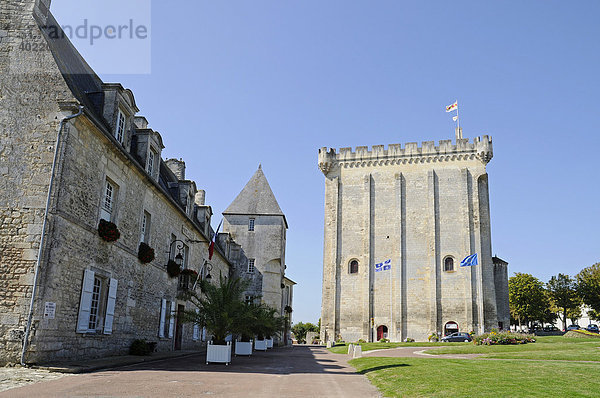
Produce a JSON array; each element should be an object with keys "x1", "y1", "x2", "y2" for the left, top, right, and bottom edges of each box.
[
  {"x1": 103, "y1": 278, "x2": 118, "y2": 335},
  {"x1": 76, "y1": 269, "x2": 95, "y2": 333},
  {"x1": 192, "y1": 309, "x2": 199, "y2": 340},
  {"x1": 159, "y1": 299, "x2": 166, "y2": 338},
  {"x1": 168, "y1": 301, "x2": 176, "y2": 338},
  {"x1": 202, "y1": 327, "x2": 206, "y2": 342}
]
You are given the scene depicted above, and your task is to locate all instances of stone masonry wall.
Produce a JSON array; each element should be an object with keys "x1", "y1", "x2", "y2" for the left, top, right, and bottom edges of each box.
[
  {"x1": 0, "y1": 0, "x2": 77, "y2": 364},
  {"x1": 223, "y1": 214, "x2": 286, "y2": 314}
]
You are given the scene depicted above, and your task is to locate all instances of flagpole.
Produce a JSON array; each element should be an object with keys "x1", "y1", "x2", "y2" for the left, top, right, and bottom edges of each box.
[
  {"x1": 389, "y1": 263, "x2": 392, "y2": 340},
  {"x1": 456, "y1": 100, "x2": 460, "y2": 132}
]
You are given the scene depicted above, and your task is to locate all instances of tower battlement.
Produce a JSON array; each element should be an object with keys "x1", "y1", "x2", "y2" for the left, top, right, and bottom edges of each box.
[{"x1": 318, "y1": 136, "x2": 492, "y2": 174}]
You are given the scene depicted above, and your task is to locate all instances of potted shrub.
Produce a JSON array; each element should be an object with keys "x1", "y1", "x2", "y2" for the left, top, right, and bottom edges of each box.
[
  {"x1": 249, "y1": 304, "x2": 284, "y2": 351},
  {"x1": 179, "y1": 276, "x2": 249, "y2": 365},
  {"x1": 98, "y1": 219, "x2": 120, "y2": 242},
  {"x1": 138, "y1": 242, "x2": 155, "y2": 264},
  {"x1": 235, "y1": 334, "x2": 253, "y2": 356}
]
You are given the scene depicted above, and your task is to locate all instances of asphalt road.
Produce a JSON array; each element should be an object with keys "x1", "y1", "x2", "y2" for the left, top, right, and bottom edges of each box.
[{"x1": 1, "y1": 346, "x2": 380, "y2": 398}]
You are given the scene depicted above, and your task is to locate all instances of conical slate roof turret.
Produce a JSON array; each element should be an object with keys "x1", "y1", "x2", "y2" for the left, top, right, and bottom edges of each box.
[{"x1": 224, "y1": 166, "x2": 287, "y2": 227}]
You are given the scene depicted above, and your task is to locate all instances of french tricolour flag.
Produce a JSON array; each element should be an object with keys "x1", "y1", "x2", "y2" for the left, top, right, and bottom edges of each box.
[{"x1": 208, "y1": 219, "x2": 222, "y2": 260}]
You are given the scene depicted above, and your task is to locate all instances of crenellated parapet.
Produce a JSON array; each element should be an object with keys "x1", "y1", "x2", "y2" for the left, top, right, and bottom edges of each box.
[{"x1": 318, "y1": 136, "x2": 493, "y2": 174}]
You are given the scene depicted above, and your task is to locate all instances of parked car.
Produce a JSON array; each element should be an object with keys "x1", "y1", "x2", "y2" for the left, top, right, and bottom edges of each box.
[
  {"x1": 566, "y1": 325, "x2": 581, "y2": 331},
  {"x1": 441, "y1": 332, "x2": 472, "y2": 342},
  {"x1": 543, "y1": 325, "x2": 559, "y2": 332},
  {"x1": 586, "y1": 324, "x2": 599, "y2": 333}
]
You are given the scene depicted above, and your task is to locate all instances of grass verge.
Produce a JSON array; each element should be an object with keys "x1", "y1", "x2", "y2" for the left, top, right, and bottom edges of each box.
[
  {"x1": 425, "y1": 335, "x2": 600, "y2": 361},
  {"x1": 349, "y1": 356, "x2": 600, "y2": 397},
  {"x1": 328, "y1": 341, "x2": 468, "y2": 354}
]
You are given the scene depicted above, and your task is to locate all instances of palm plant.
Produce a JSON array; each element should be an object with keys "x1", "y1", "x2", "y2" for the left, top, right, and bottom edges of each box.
[{"x1": 179, "y1": 275, "x2": 248, "y2": 345}]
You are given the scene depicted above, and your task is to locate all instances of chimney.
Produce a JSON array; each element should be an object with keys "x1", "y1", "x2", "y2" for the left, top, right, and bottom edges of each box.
[
  {"x1": 165, "y1": 158, "x2": 185, "y2": 180},
  {"x1": 195, "y1": 190, "x2": 206, "y2": 206}
]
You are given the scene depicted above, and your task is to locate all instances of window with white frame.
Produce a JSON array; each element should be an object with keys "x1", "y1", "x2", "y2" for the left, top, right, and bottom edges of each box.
[
  {"x1": 247, "y1": 259, "x2": 255, "y2": 273},
  {"x1": 159, "y1": 299, "x2": 175, "y2": 338},
  {"x1": 76, "y1": 269, "x2": 117, "y2": 334},
  {"x1": 100, "y1": 179, "x2": 116, "y2": 221},
  {"x1": 115, "y1": 109, "x2": 126, "y2": 144},
  {"x1": 245, "y1": 295, "x2": 253, "y2": 304},
  {"x1": 146, "y1": 148, "x2": 156, "y2": 176},
  {"x1": 248, "y1": 218, "x2": 255, "y2": 231},
  {"x1": 140, "y1": 211, "x2": 151, "y2": 243}
]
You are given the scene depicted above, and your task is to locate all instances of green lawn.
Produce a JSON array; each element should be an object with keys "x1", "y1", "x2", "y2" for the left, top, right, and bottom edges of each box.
[
  {"x1": 349, "y1": 356, "x2": 600, "y2": 397},
  {"x1": 328, "y1": 341, "x2": 468, "y2": 354},
  {"x1": 425, "y1": 336, "x2": 600, "y2": 361}
]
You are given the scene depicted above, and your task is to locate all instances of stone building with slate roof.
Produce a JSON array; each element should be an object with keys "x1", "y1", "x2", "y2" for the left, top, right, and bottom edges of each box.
[
  {"x1": 0, "y1": 0, "x2": 290, "y2": 364},
  {"x1": 222, "y1": 166, "x2": 294, "y2": 319}
]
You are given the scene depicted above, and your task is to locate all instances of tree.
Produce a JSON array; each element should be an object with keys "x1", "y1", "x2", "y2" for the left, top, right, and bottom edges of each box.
[
  {"x1": 576, "y1": 262, "x2": 600, "y2": 314},
  {"x1": 508, "y1": 273, "x2": 550, "y2": 330},
  {"x1": 291, "y1": 322, "x2": 319, "y2": 344},
  {"x1": 547, "y1": 273, "x2": 579, "y2": 330},
  {"x1": 588, "y1": 309, "x2": 600, "y2": 322}
]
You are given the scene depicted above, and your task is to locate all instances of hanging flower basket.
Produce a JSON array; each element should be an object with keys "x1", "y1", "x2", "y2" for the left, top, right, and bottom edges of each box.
[
  {"x1": 98, "y1": 219, "x2": 120, "y2": 242},
  {"x1": 166, "y1": 260, "x2": 181, "y2": 278},
  {"x1": 284, "y1": 305, "x2": 293, "y2": 314},
  {"x1": 138, "y1": 242, "x2": 155, "y2": 264},
  {"x1": 180, "y1": 269, "x2": 198, "y2": 277}
]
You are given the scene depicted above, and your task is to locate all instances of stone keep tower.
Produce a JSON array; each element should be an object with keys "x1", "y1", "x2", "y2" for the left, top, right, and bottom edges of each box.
[
  {"x1": 318, "y1": 134, "x2": 508, "y2": 343},
  {"x1": 223, "y1": 166, "x2": 288, "y2": 314}
]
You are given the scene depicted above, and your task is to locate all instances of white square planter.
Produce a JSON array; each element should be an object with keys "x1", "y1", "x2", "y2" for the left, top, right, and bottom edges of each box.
[
  {"x1": 206, "y1": 341, "x2": 232, "y2": 365},
  {"x1": 266, "y1": 338, "x2": 274, "y2": 348},
  {"x1": 235, "y1": 340, "x2": 253, "y2": 356},
  {"x1": 254, "y1": 339, "x2": 267, "y2": 351}
]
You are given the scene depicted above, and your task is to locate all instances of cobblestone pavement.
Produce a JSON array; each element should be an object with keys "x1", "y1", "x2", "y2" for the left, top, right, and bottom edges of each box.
[{"x1": 0, "y1": 366, "x2": 65, "y2": 393}]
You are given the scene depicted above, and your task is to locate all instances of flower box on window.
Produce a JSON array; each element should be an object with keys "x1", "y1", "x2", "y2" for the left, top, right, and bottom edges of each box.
[
  {"x1": 98, "y1": 219, "x2": 120, "y2": 242},
  {"x1": 138, "y1": 242, "x2": 155, "y2": 264}
]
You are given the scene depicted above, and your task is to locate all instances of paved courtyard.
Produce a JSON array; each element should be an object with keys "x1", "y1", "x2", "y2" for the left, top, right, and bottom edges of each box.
[{"x1": 0, "y1": 346, "x2": 380, "y2": 398}]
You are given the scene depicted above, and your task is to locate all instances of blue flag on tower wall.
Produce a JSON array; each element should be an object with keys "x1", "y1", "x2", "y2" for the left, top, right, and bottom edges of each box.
[
  {"x1": 375, "y1": 259, "x2": 392, "y2": 272},
  {"x1": 460, "y1": 253, "x2": 478, "y2": 267}
]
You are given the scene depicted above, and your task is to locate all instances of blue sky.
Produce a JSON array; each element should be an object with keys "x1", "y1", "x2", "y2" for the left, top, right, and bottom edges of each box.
[{"x1": 52, "y1": 1, "x2": 600, "y2": 324}]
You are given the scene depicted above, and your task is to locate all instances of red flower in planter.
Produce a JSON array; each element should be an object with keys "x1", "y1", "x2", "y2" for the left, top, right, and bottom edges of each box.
[
  {"x1": 98, "y1": 219, "x2": 120, "y2": 242},
  {"x1": 138, "y1": 242, "x2": 155, "y2": 264},
  {"x1": 180, "y1": 269, "x2": 198, "y2": 277}
]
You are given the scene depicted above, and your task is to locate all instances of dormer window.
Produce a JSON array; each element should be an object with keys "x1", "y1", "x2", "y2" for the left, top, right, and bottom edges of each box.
[
  {"x1": 115, "y1": 109, "x2": 126, "y2": 144},
  {"x1": 146, "y1": 148, "x2": 156, "y2": 176}
]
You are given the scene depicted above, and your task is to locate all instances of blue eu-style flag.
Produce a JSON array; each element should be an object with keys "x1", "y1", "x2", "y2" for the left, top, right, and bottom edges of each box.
[
  {"x1": 375, "y1": 259, "x2": 392, "y2": 272},
  {"x1": 460, "y1": 253, "x2": 478, "y2": 267}
]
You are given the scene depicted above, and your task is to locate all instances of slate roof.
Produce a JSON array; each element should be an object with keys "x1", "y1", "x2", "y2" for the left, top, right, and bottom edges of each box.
[{"x1": 224, "y1": 166, "x2": 287, "y2": 227}]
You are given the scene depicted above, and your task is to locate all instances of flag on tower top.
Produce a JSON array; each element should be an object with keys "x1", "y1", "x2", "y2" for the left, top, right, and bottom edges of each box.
[{"x1": 446, "y1": 101, "x2": 458, "y2": 112}]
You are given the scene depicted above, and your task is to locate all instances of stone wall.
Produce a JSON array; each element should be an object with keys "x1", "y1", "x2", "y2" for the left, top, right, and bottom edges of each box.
[
  {"x1": 0, "y1": 0, "x2": 77, "y2": 364},
  {"x1": 223, "y1": 214, "x2": 286, "y2": 314}
]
